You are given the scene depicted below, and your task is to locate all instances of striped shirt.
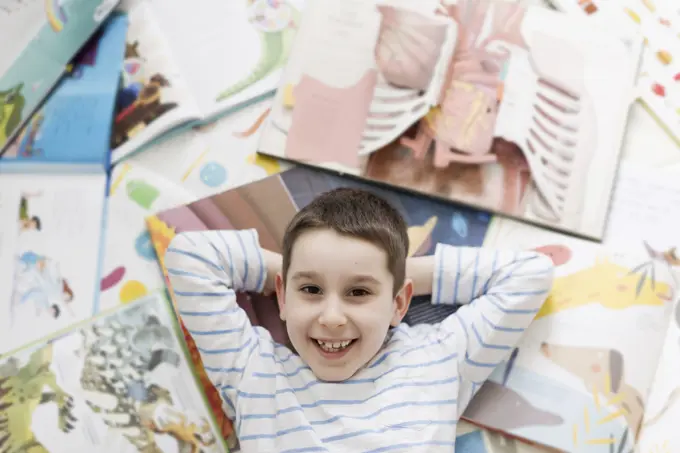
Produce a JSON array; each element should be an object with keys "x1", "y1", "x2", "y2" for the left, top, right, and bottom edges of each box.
[{"x1": 165, "y1": 229, "x2": 554, "y2": 453}]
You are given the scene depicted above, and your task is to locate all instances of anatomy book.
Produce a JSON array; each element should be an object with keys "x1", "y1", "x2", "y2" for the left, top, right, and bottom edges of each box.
[
  {"x1": 0, "y1": 0, "x2": 120, "y2": 155},
  {"x1": 547, "y1": 0, "x2": 680, "y2": 145},
  {"x1": 480, "y1": 216, "x2": 678, "y2": 453},
  {"x1": 0, "y1": 291, "x2": 229, "y2": 453},
  {"x1": 0, "y1": 13, "x2": 127, "y2": 172},
  {"x1": 257, "y1": 0, "x2": 644, "y2": 241},
  {"x1": 109, "y1": 0, "x2": 306, "y2": 164},
  {"x1": 145, "y1": 165, "x2": 494, "y2": 449}
]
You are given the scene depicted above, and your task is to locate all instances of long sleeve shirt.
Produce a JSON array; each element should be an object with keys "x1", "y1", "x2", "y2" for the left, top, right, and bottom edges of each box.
[{"x1": 164, "y1": 229, "x2": 554, "y2": 453}]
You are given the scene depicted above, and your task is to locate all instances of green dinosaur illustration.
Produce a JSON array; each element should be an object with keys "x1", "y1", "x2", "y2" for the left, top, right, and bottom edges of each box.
[
  {"x1": 0, "y1": 83, "x2": 26, "y2": 147},
  {"x1": 215, "y1": 0, "x2": 300, "y2": 103},
  {"x1": 0, "y1": 344, "x2": 77, "y2": 453}
]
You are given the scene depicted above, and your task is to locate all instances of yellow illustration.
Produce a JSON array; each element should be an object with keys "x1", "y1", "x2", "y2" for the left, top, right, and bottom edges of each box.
[
  {"x1": 146, "y1": 215, "x2": 177, "y2": 271},
  {"x1": 645, "y1": 440, "x2": 671, "y2": 453},
  {"x1": 282, "y1": 84, "x2": 296, "y2": 108},
  {"x1": 246, "y1": 152, "x2": 282, "y2": 176},
  {"x1": 535, "y1": 257, "x2": 673, "y2": 319},
  {"x1": 407, "y1": 216, "x2": 437, "y2": 257}
]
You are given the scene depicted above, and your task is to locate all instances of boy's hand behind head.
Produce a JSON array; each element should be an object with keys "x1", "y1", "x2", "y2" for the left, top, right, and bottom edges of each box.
[{"x1": 274, "y1": 188, "x2": 413, "y2": 382}]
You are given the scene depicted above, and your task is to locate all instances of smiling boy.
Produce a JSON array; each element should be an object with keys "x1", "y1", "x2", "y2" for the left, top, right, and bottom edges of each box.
[{"x1": 165, "y1": 188, "x2": 554, "y2": 453}]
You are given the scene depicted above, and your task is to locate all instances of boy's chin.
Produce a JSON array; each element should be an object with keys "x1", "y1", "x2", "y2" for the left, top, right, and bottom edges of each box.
[{"x1": 310, "y1": 364, "x2": 359, "y2": 383}]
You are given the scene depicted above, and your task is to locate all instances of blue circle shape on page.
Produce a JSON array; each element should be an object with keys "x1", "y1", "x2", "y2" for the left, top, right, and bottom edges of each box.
[
  {"x1": 135, "y1": 231, "x2": 156, "y2": 261},
  {"x1": 200, "y1": 161, "x2": 228, "y2": 188}
]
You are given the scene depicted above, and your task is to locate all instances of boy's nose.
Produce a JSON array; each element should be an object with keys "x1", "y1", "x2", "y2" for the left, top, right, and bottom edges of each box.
[{"x1": 318, "y1": 299, "x2": 347, "y2": 328}]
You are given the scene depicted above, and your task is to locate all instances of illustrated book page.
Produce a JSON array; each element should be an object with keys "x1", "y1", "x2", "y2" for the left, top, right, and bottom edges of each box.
[
  {"x1": 0, "y1": 292, "x2": 228, "y2": 453},
  {"x1": 477, "y1": 218, "x2": 676, "y2": 453},
  {"x1": 109, "y1": 0, "x2": 200, "y2": 164},
  {"x1": 0, "y1": 173, "x2": 107, "y2": 356},
  {"x1": 258, "y1": 0, "x2": 642, "y2": 240},
  {"x1": 548, "y1": 0, "x2": 680, "y2": 144},
  {"x1": 2, "y1": 14, "x2": 127, "y2": 170},
  {"x1": 143, "y1": 0, "x2": 305, "y2": 121},
  {"x1": 146, "y1": 165, "x2": 493, "y2": 449},
  {"x1": 0, "y1": 0, "x2": 120, "y2": 153}
]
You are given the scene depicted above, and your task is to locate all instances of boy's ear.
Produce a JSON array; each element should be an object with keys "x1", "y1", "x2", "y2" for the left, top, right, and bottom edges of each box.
[
  {"x1": 390, "y1": 279, "x2": 413, "y2": 327},
  {"x1": 275, "y1": 272, "x2": 286, "y2": 321}
]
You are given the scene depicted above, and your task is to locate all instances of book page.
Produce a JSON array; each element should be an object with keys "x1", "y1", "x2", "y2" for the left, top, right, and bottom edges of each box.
[
  {"x1": 0, "y1": 172, "x2": 107, "y2": 356},
  {"x1": 0, "y1": 0, "x2": 44, "y2": 77},
  {"x1": 478, "y1": 217, "x2": 674, "y2": 452},
  {"x1": 109, "y1": 1, "x2": 200, "y2": 165},
  {"x1": 0, "y1": 292, "x2": 228, "y2": 452},
  {"x1": 144, "y1": 0, "x2": 305, "y2": 118}
]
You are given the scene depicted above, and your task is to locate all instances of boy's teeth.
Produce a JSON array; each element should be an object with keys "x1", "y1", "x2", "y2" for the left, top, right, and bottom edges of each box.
[{"x1": 316, "y1": 339, "x2": 353, "y2": 352}]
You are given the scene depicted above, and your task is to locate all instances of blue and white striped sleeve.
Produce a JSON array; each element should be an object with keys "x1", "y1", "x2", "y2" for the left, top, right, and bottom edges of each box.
[
  {"x1": 430, "y1": 244, "x2": 554, "y2": 411},
  {"x1": 164, "y1": 228, "x2": 266, "y2": 394}
]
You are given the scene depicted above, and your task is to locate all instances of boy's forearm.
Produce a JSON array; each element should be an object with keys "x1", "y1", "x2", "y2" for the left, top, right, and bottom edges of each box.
[{"x1": 406, "y1": 255, "x2": 435, "y2": 296}]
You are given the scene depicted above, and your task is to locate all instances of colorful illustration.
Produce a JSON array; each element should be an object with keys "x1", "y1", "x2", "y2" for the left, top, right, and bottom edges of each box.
[
  {"x1": 0, "y1": 344, "x2": 77, "y2": 452},
  {"x1": 111, "y1": 40, "x2": 178, "y2": 149},
  {"x1": 258, "y1": 0, "x2": 640, "y2": 240},
  {"x1": 45, "y1": 0, "x2": 68, "y2": 32},
  {"x1": 0, "y1": 82, "x2": 25, "y2": 147},
  {"x1": 215, "y1": 0, "x2": 300, "y2": 102},
  {"x1": 18, "y1": 191, "x2": 42, "y2": 232},
  {"x1": 146, "y1": 165, "x2": 492, "y2": 447}
]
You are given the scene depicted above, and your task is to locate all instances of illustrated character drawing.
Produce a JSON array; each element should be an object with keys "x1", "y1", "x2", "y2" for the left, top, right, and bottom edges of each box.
[
  {"x1": 18, "y1": 192, "x2": 42, "y2": 232},
  {"x1": 215, "y1": 0, "x2": 300, "y2": 102},
  {"x1": 540, "y1": 342, "x2": 645, "y2": 441},
  {"x1": 111, "y1": 41, "x2": 178, "y2": 148},
  {"x1": 397, "y1": 0, "x2": 527, "y2": 168},
  {"x1": 0, "y1": 82, "x2": 25, "y2": 147},
  {"x1": 0, "y1": 344, "x2": 77, "y2": 453},
  {"x1": 78, "y1": 313, "x2": 217, "y2": 453}
]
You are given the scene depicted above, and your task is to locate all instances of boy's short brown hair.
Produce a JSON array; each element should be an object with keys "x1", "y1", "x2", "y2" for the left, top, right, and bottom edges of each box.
[{"x1": 281, "y1": 187, "x2": 409, "y2": 295}]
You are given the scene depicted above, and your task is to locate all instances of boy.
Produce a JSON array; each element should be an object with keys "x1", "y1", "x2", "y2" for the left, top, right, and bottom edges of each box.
[{"x1": 165, "y1": 188, "x2": 554, "y2": 453}]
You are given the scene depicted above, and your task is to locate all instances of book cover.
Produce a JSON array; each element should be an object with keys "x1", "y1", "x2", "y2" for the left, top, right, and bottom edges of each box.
[
  {"x1": 1, "y1": 13, "x2": 128, "y2": 169},
  {"x1": 258, "y1": 0, "x2": 643, "y2": 241},
  {"x1": 0, "y1": 0, "x2": 120, "y2": 154}
]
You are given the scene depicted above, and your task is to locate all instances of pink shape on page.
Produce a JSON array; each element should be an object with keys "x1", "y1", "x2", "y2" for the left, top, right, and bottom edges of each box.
[{"x1": 284, "y1": 70, "x2": 378, "y2": 167}]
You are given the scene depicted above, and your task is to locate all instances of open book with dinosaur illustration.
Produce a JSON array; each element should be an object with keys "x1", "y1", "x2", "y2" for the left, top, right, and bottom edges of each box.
[
  {"x1": 0, "y1": 0, "x2": 120, "y2": 155},
  {"x1": 109, "y1": 0, "x2": 305, "y2": 164},
  {"x1": 257, "y1": 0, "x2": 644, "y2": 241},
  {"x1": 547, "y1": 0, "x2": 680, "y2": 145},
  {"x1": 0, "y1": 291, "x2": 230, "y2": 453}
]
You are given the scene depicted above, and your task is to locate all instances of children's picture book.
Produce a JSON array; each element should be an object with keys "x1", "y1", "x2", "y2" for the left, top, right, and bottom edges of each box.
[
  {"x1": 0, "y1": 172, "x2": 108, "y2": 356},
  {"x1": 0, "y1": 0, "x2": 120, "y2": 154},
  {"x1": 547, "y1": 0, "x2": 680, "y2": 145},
  {"x1": 146, "y1": 165, "x2": 493, "y2": 448},
  {"x1": 1, "y1": 13, "x2": 128, "y2": 172},
  {"x1": 479, "y1": 217, "x2": 678, "y2": 453},
  {"x1": 109, "y1": 0, "x2": 306, "y2": 164},
  {"x1": 257, "y1": 0, "x2": 644, "y2": 241},
  {"x1": 0, "y1": 291, "x2": 229, "y2": 452}
]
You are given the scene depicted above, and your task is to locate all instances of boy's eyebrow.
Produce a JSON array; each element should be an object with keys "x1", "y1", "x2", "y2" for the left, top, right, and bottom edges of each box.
[
  {"x1": 351, "y1": 275, "x2": 380, "y2": 285},
  {"x1": 290, "y1": 271, "x2": 319, "y2": 281}
]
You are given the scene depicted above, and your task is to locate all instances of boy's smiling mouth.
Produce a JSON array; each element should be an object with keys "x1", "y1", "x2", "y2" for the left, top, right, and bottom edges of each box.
[{"x1": 313, "y1": 338, "x2": 358, "y2": 358}]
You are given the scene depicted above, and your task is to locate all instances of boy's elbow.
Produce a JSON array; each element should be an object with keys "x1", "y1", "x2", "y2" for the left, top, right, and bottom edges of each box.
[{"x1": 165, "y1": 232, "x2": 198, "y2": 268}]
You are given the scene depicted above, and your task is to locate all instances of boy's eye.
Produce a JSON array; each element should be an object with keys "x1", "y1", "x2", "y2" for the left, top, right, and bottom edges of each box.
[
  {"x1": 348, "y1": 288, "x2": 371, "y2": 297},
  {"x1": 300, "y1": 285, "x2": 322, "y2": 295}
]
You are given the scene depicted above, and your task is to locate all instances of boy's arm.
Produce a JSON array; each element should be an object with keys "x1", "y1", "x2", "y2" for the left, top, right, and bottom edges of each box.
[
  {"x1": 412, "y1": 244, "x2": 554, "y2": 407},
  {"x1": 164, "y1": 228, "x2": 268, "y2": 396}
]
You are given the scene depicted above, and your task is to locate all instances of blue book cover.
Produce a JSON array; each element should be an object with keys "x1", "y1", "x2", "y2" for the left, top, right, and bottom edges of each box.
[
  {"x1": 0, "y1": 0, "x2": 121, "y2": 153},
  {"x1": 0, "y1": 13, "x2": 128, "y2": 171}
]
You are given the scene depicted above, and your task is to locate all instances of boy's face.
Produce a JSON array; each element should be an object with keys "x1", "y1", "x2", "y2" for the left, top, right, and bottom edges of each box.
[{"x1": 276, "y1": 228, "x2": 412, "y2": 382}]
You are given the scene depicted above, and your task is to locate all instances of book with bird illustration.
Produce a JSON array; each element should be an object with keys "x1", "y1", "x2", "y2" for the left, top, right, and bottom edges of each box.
[
  {"x1": 0, "y1": 0, "x2": 120, "y2": 155},
  {"x1": 108, "y1": 0, "x2": 306, "y2": 164},
  {"x1": 0, "y1": 291, "x2": 230, "y2": 453},
  {"x1": 257, "y1": 0, "x2": 645, "y2": 241}
]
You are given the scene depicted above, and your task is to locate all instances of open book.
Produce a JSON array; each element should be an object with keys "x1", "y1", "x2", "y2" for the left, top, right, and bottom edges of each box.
[
  {"x1": 547, "y1": 0, "x2": 680, "y2": 145},
  {"x1": 109, "y1": 0, "x2": 306, "y2": 164},
  {"x1": 146, "y1": 165, "x2": 494, "y2": 448},
  {"x1": 0, "y1": 17, "x2": 127, "y2": 357},
  {"x1": 257, "y1": 0, "x2": 644, "y2": 241},
  {"x1": 0, "y1": 291, "x2": 229, "y2": 452},
  {"x1": 0, "y1": 0, "x2": 120, "y2": 154}
]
